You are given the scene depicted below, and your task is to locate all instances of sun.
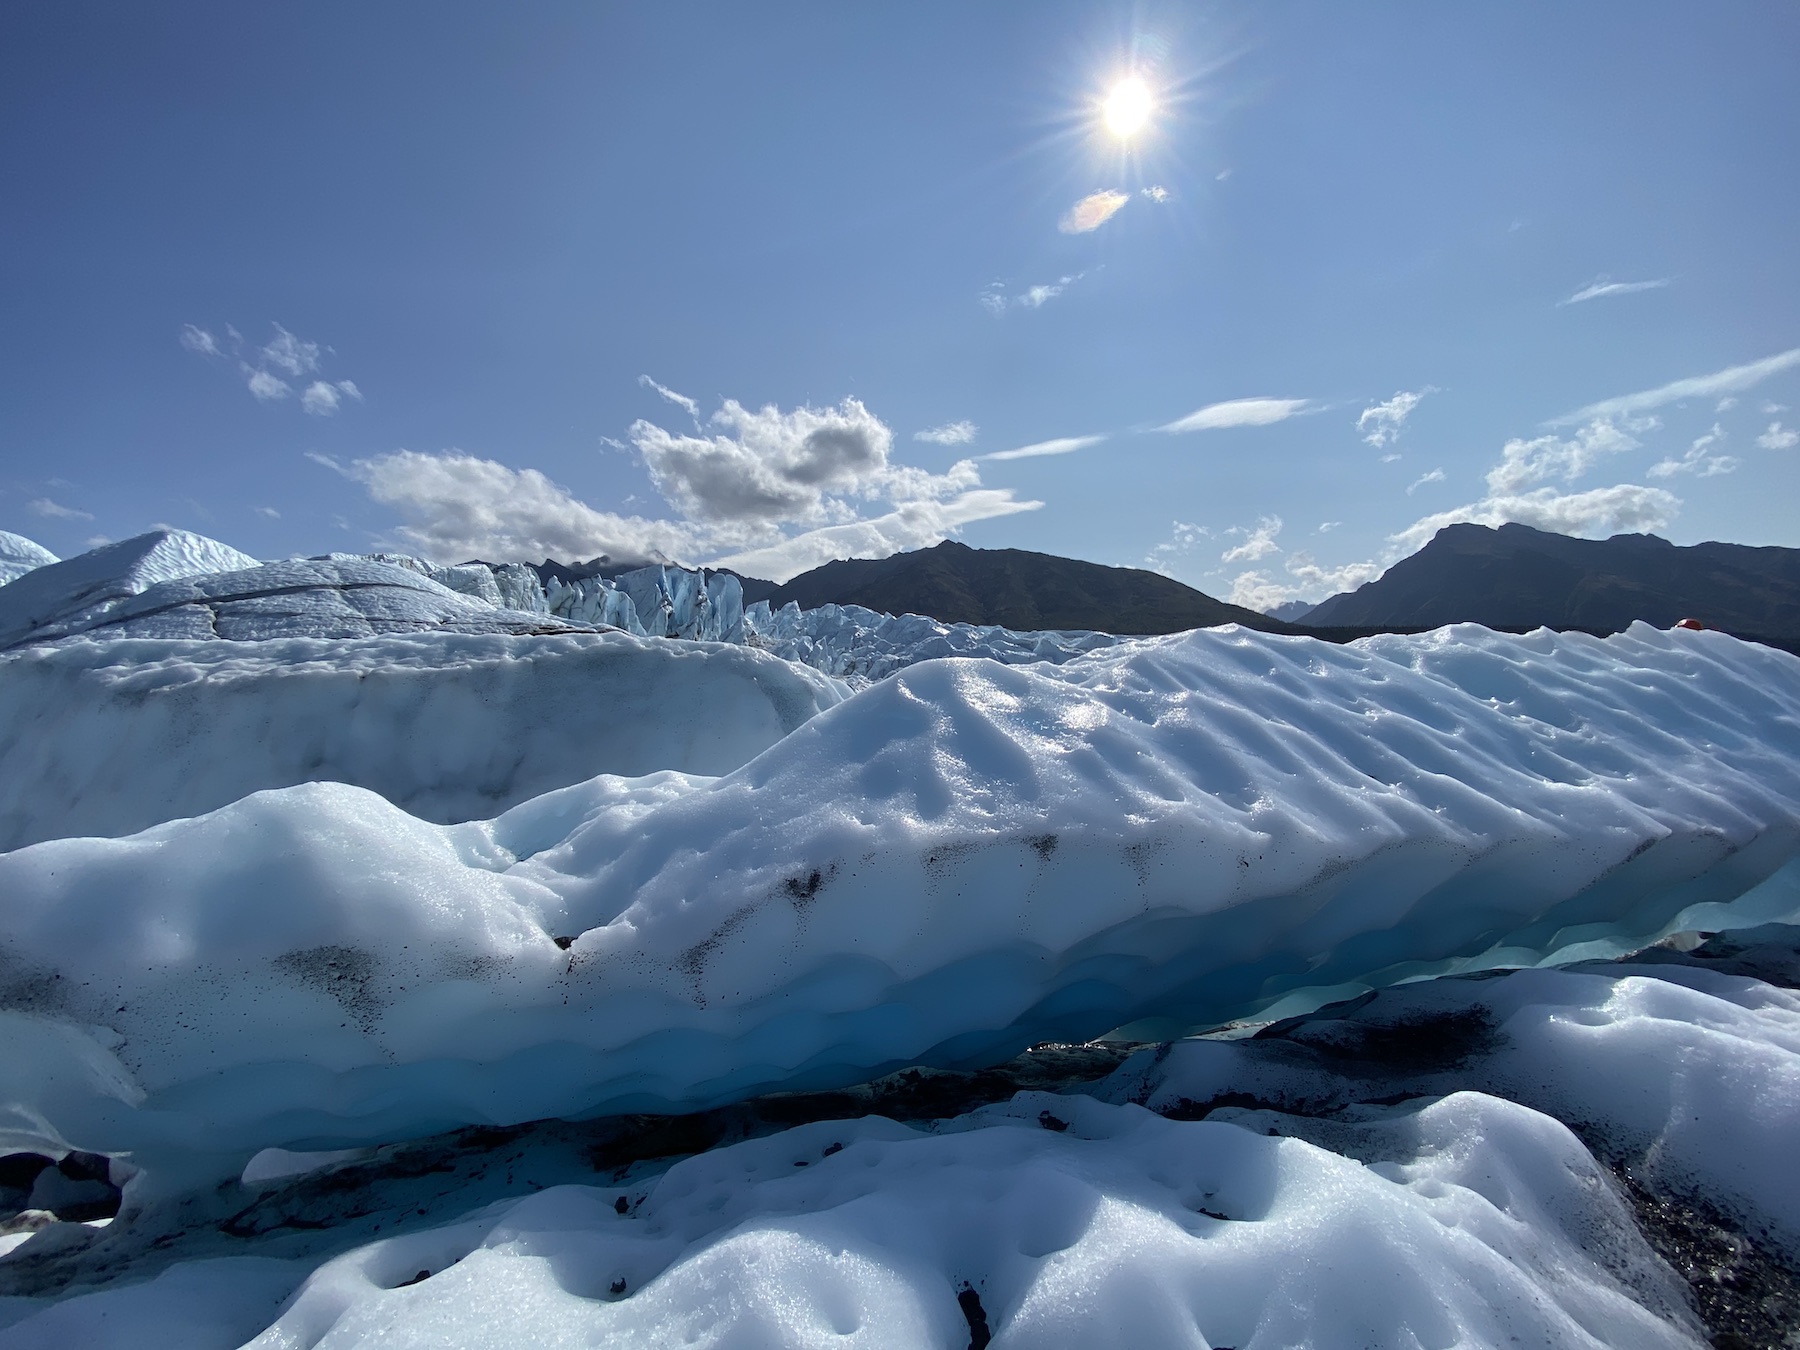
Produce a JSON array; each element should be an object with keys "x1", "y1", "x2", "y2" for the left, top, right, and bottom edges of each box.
[{"x1": 1101, "y1": 77, "x2": 1154, "y2": 139}]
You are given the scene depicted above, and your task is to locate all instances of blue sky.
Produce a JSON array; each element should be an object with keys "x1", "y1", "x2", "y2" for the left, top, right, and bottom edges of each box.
[{"x1": 3, "y1": 2, "x2": 1798, "y2": 605}]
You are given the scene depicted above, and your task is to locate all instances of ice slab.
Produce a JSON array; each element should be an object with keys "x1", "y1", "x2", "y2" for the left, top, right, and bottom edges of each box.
[
  {"x1": 0, "y1": 530, "x2": 259, "y2": 649},
  {"x1": 1, "y1": 623, "x2": 1799, "y2": 1175},
  {"x1": 0, "y1": 532, "x2": 57, "y2": 588},
  {"x1": 0, "y1": 632, "x2": 849, "y2": 851}
]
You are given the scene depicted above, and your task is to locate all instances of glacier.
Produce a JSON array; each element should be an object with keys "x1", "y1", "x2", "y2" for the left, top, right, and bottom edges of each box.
[
  {"x1": 0, "y1": 633, "x2": 847, "y2": 852},
  {"x1": 0, "y1": 535, "x2": 56, "y2": 590},
  {"x1": 2, "y1": 621, "x2": 1798, "y2": 1187}
]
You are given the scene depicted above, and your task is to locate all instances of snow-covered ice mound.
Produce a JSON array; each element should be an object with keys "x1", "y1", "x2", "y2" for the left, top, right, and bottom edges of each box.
[
  {"x1": 0, "y1": 633, "x2": 849, "y2": 851},
  {"x1": 0, "y1": 533, "x2": 56, "y2": 589},
  {"x1": 0, "y1": 555, "x2": 601, "y2": 650},
  {"x1": 3, "y1": 622, "x2": 1799, "y2": 1181},
  {"x1": 744, "y1": 599, "x2": 1125, "y2": 685},
  {"x1": 0, "y1": 529, "x2": 259, "y2": 648}
]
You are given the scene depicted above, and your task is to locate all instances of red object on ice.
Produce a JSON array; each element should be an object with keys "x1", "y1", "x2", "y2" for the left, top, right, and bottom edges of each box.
[{"x1": 1675, "y1": 618, "x2": 1706, "y2": 631}]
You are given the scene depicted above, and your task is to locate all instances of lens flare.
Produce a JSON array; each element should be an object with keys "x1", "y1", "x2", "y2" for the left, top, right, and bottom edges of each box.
[{"x1": 1102, "y1": 77, "x2": 1153, "y2": 138}]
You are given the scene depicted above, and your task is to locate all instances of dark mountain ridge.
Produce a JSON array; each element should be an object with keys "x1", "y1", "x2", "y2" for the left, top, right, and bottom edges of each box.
[
  {"x1": 764, "y1": 540, "x2": 1294, "y2": 635},
  {"x1": 1304, "y1": 523, "x2": 1800, "y2": 636}
]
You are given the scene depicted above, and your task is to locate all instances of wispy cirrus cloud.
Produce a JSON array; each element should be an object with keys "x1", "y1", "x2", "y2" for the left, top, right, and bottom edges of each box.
[
  {"x1": 1059, "y1": 190, "x2": 1130, "y2": 234},
  {"x1": 1559, "y1": 276, "x2": 1672, "y2": 306},
  {"x1": 1547, "y1": 348, "x2": 1800, "y2": 426},
  {"x1": 639, "y1": 374, "x2": 700, "y2": 425},
  {"x1": 1406, "y1": 468, "x2": 1446, "y2": 495},
  {"x1": 980, "y1": 274, "x2": 1083, "y2": 314},
  {"x1": 1648, "y1": 424, "x2": 1738, "y2": 479},
  {"x1": 980, "y1": 435, "x2": 1106, "y2": 462},
  {"x1": 29, "y1": 497, "x2": 94, "y2": 522},
  {"x1": 182, "y1": 321, "x2": 364, "y2": 416},
  {"x1": 1357, "y1": 389, "x2": 1431, "y2": 448},
  {"x1": 1159, "y1": 397, "x2": 1314, "y2": 434},
  {"x1": 914, "y1": 421, "x2": 978, "y2": 445}
]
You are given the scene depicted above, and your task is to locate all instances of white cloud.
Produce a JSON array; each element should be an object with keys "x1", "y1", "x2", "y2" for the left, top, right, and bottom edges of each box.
[
  {"x1": 1318, "y1": 521, "x2": 1341, "y2": 532},
  {"x1": 1225, "y1": 570, "x2": 1290, "y2": 612},
  {"x1": 254, "y1": 506, "x2": 281, "y2": 519},
  {"x1": 914, "y1": 421, "x2": 978, "y2": 446},
  {"x1": 1715, "y1": 397, "x2": 1738, "y2": 412},
  {"x1": 1357, "y1": 389, "x2": 1430, "y2": 448},
  {"x1": 29, "y1": 497, "x2": 94, "y2": 522},
  {"x1": 1380, "y1": 452, "x2": 1402, "y2": 463},
  {"x1": 1486, "y1": 418, "x2": 1642, "y2": 494},
  {"x1": 346, "y1": 451, "x2": 703, "y2": 565},
  {"x1": 981, "y1": 435, "x2": 1105, "y2": 462},
  {"x1": 1388, "y1": 483, "x2": 1680, "y2": 555},
  {"x1": 1281, "y1": 551, "x2": 1382, "y2": 597},
  {"x1": 1406, "y1": 468, "x2": 1446, "y2": 495},
  {"x1": 1159, "y1": 397, "x2": 1314, "y2": 434},
  {"x1": 1221, "y1": 515, "x2": 1283, "y2": 563},
  {"x1": 1757, "y1": 421, "x2": 1799, "y2": 451},
  {"x1": 179, "y1": 324, "x2": 220, "y2": 357},
  {"x1": 301, "y1": 379, "x2": 363, "y2": 416},
  {"x1": 1143, "y1": 520, "x2": 1211, "y2": 574},
  {"x1": 710, "y1": 490, "x2": 1040, "y2": 583},
  {"x1": 246, "y1": 369, "x2": 291, "y2": 401},
  {"x1": 1648, "y1": 424, "x2": 1738, "y2": 478},
  {"x1": 1559, "y1": 276, "x2": 1672, "y2": 306},
  {"x1": 1141, "y1": 185, "x2": 1170, "y2": 203},
  {"x1": 1763, "y1": 401, "x2": 1788, "y2": 415},
  {"x1": 639, "y1": 375, "x2": 701, "y2": 425},
  {"x1": 1059, "y1": 190, "x2": 1130, "y2": 234},
  {"x1": 981, "y1": 275, "x2": 1081, "y2": 314},
  {"x1": 1548, "y1": 348, "x2": 1800, "y2": 426},
  {"x1": 261, "y1": 324, "x2": 322, "y2": 378}
]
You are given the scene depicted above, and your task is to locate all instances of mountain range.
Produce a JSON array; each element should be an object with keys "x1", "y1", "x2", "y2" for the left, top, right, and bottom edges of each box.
[{"x1": 755, "y1": 540, "x2": 1294, "y2": 635}]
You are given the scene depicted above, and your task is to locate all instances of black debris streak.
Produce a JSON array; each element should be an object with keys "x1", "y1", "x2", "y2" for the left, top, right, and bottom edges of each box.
[{"x1": 957, "y1": 1285, "x2": 992, "y2": 1350}]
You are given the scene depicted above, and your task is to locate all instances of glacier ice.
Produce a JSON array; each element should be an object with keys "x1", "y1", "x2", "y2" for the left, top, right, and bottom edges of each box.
[
  {"x1": 2, "y1": 621, "x2": 1798, "y2": 1180},
  {"x1": 743, "y1": 598, "x2": 1125, "y2": 685},
  {"x1": 0, "y1": 533, "x2": 57, "y2": 589},
  {"x1": 546, "y1": 565, "x2": 747, "y2": 644},
  {"x1": 0, "y1": 632, "x2": 849, "y2": 851}
]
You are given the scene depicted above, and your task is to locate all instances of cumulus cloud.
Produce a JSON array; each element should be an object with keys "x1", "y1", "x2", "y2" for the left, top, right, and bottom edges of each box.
[
  {"x1": 338, "y1": 389, "x2": 1036, "y2": 580},
  {"x1": 1758, "y1": 422, "x2": 1799, "y2": 451},
  {"x1": 981, "y1": 435, "x2": 1106, "y2": 462},
  {"x1": 1406, "y1": 468, "x2": 1446, "y2": 495},
  {"x1": 639, "y1": 374, "x2": 701, "y2": 425},
  {"x1": 346, "y1": 451, "x2": 703, "y2": 565},
  {"x1": 1548, "y1": 348, "x2": 1800, "y2": 426},
  {"x1": 1221, "y1": 515, "x2": 1283, "y2": 563},
  {"x1": 1485, "y1": 418, "x2": 1643, "y2": 494},
  {"x1": 1141, "y1": 185, "x2": 1170, "y2": 203},
  {"x1": 1387, "y1": 483, "x2": 1680, "y2": 555},
  {"x1": 301, "y1": 379, "x2": 363, "y2": 417},
  {"x1": 1059, "y1": 190, "x2": 1130, "y2": 234},
  {"x1": 1648, "y1": 424, "x2": 1738, "y2": 478},
  {"x1": 914, "y1": 421, "x2": 977, "y2": 445},
  {"x1": 1225, "y1": 553, "x2": 1382, "y2": 611},
  {"x1": 1559, "y1": 276, "x2": 1672, "y2": 306},
  {"x1": 1357, "y1": 389, "x2": 1430, "y2": 448},
  {"x1": 179, "y1": 324, "x2": 220, "y2": 357},
  {"x1": 246, "y1": 369, "x2": 291, "y2": 402},
  {"x1": 261, "y1": 324, "x2": 322, "y2": 378},
  {"x1": 29, "y1": 497, "x2": 94, "y2": 522},
  {"x1": 1160, "y1": 397, "x2": 1314, "y2": 434}
]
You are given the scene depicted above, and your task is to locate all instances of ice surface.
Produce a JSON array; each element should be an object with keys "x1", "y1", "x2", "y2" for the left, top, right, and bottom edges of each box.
[
  {"x1": 0, "y1": 530, "x2": 259, "y2": 649},
  {"x1": 0, "y1": 556, "x2": 601, "y2": 650},
  {"x1": 1098, "y1": 946, "x2": 1800, "y2": 1252},
  {"x1": 2, "y1": 622, "x2": 1798, "y2": 1182},
  {"x1": 744, "y1": 599, "x2": 1125, "y2": 685},
  {"x1": 547, "y1": 566, "x2": 747, "y2": 643},
  {"x1": 0, "y1": 1093, "x2": 1705, "y2": 1349},
  {"x1": 0, "y1": 633, "x2": 849, "y2": 851},
  {"x1": 0, "y1": 534, "x2": 57, "y2": 589}
]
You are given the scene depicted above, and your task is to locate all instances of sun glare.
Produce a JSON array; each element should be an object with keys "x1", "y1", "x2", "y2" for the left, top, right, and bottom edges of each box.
[{"x1": 1102, "y1": 77, "x2": 1153, "y2": 138}]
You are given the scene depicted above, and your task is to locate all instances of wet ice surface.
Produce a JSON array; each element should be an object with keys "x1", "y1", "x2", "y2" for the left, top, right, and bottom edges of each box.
[{"x1": 2, "y1": 561, "x2": 1800, "y2": 1346}]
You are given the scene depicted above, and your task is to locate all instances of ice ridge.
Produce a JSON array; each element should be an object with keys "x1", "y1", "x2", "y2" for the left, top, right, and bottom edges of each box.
[
  {"x1": 0, "y1": 531, "x2": 57, "y2": 588},
  {"x1": 2, "y1": 622, "x2": 1798, "y2": 1179}
]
